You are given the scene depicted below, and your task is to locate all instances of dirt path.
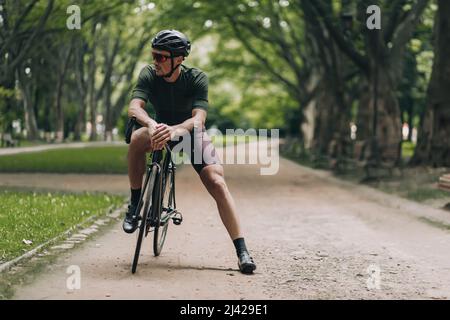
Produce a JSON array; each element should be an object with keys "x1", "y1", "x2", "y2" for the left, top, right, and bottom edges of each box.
[{"x1": 6, "y1": 141, "x2": 450, "y2": 299}]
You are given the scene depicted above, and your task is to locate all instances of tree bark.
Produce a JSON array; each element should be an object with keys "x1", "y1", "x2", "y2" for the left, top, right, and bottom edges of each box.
[
  {"x1": 74, "y1": 38, "x2": 88, "y2": 141},
  {"x1": 17, "y1": 68, "x2": 39, "y2": 140},
  {"x1": 411, "y1": 0, "x2": 450, "y2": 166},
  {"x1": 54, "y1": 45, "x2": 72, "y2": 143},
  {"x1": 88, "y1": 23, "x2": 99, "y2": 142},
  {"x1": 309, "y1": 0, "x2": 429, "y2": 163}
]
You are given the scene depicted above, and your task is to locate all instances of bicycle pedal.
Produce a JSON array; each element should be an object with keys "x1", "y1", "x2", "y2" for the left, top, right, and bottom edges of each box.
[{"x1": 172, "y1": 211, "x2": 183, "y2": 225}]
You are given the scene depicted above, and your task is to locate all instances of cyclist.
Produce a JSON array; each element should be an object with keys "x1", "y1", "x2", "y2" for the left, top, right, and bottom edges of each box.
[{"x1": 123, "y1": 30, "x2": 256, "y2": 274}]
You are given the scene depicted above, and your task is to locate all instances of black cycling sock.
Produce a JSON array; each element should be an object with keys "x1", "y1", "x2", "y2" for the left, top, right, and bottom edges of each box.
[
  {"x1": 130, "y1": 188, "x2": 142, "y2": 206},
  {"x1": 233, "y1": 237, "x2": 248, "y2": 256}
]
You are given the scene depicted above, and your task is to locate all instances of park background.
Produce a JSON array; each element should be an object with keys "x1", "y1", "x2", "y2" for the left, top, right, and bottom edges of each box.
[{"x1": 0, "y1": 0, "x2": 449, "y2": 300}]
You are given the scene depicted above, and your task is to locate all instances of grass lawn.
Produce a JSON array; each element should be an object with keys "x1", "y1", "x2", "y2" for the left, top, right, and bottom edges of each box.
[
  {"x1": 0, "y1": 140, "x2": 45, "y2": 148},
  {"x1": 0, "y1": 190, "x2": 125, "y2": 262},
  {"x1": 0, "y1": 135, "x2": 263, "y2": 174},
  {"x1": 0, "y1": 146, "x2": 129, "y2": 174}
]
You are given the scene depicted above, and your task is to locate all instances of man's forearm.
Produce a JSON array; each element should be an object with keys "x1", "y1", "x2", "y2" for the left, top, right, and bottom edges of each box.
[
  {"x1": 173, "y1": 116, "x2": 204, "y2": 135},
  {"x1": 128, "y1": 101, "x2": 158, "y2": 130}
]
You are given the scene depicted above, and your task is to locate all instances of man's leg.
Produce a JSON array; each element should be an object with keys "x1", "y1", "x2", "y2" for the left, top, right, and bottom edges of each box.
[
  {"x1": 199, "y1": 164, "x2": 256, "y2": 274},
  {"x1": 128, "y1": 127, "x2": 152, "y2": 188},
  {"x1": 123, "y1": 127, "x2": 152, "y2": 233},
  {"x1": 199, "y1": 164, "x2": 241, "y2": 239}
]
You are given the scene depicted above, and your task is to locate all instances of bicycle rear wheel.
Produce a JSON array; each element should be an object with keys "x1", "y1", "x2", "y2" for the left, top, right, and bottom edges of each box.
[
  {"x1": 153, "y1": 161, "x2": 174, "y2": 256},
  {"x1": 131, "y1": 165, "x2": 157, "y2": 273}
]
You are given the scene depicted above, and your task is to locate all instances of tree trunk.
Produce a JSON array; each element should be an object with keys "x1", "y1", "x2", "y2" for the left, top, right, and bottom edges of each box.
[
  {"x1": 74, "y1": 96, "x2": 87, "y2": 141},
  {"x1": 356, "y1": 87, "x2": 373, "y2": 141},
  {"x1": 22, "y1": 86, "x2": 40, "y2": 140},
  {"x1": 54, "y1": 81, "x2": 64, "y2": 143},
  {"x1": 411, "y1": 0, "x2": 450, "y2": 167},
  {"x1": 74, "y1": 38, "x2": 88, "y2": 141},
  {"x1": 54, "y1": 45, "x2": 72, "y2": 143},
  {"x1": 88, "y1": 66, "x2": 97, "y2": 142},
  {"x1": 311, "y1": 80, "x2": 337, "y2": 155},
  {"x1": 88, "y1": 23, "x2": 99, "y2": 142},
  {"x1": 104, "y1": 79, "x2": 113, "y2": 141},
  {"x1": 372, "y1": 69, "x2": 402, "y2": 159},
  {"x1": 17, "y1": 68, "x2": 39, "y2": 140}
]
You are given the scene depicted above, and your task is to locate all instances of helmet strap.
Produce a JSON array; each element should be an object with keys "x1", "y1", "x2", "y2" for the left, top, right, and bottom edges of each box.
[{"x1": 163, "y1": 53, "x2": 182, "y2": 78}]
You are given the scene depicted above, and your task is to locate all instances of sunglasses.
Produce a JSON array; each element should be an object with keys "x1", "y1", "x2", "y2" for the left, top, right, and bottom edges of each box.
[{"x1": 152, "y1": 52, "x2": 171, "y2": 63}]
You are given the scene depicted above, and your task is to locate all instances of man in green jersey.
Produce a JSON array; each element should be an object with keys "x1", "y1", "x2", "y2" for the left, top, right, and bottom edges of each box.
[{"x1": 124, "y1": 30, "x2": 256, "y2": 274}]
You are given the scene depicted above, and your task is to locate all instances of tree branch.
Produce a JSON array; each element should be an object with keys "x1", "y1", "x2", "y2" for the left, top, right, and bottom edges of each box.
[
  {"x1": 227, "y1": 15, "x2": 300, "y2": 99},
  {"x1": 231, "y1": 13, "x2": 309, "y2": 95},
  {"x1": 307, "y1": 0, "x2": 369, "y2": 72},
  {"x1": 0, "y1": 0, "x2": 39, "y2": 54},
  {"x1": 8, "y1": 0, "x2": 54, "y2": 72},
  {"x1": 390, "y1": 0, "x2": 430, "y2": 61},
  {"x1": 383, "y1": 0, "x2": 408, "y2": 44}
]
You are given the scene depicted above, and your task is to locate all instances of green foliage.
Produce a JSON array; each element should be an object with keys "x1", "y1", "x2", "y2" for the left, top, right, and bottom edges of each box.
[
  {"x1": 0, "y1": 0, "x2": 442, "y2": 157},
  {"x1": 0, "y1": 87, "x2": 16, "y2": 130},
  {"x1": 402, "y1": 141, "x2": 416, "y2": 159}
]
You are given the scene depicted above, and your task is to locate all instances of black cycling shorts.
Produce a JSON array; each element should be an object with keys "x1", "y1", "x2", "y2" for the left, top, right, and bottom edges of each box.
[
  {"x1": 168, "y1": 126, "x2": 221, "y2": 174},
  {"x1": 128, "y1": 122, "x2": 221, "y2": 174}
]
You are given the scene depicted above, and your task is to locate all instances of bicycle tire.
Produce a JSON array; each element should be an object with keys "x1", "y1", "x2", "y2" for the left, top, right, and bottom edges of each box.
[
  {"x1": 153, "y1": 160, "x2": 174, "y2": 256},
  {"x1": 131, "y1": 165, "x2": 157, "y2": 274}
]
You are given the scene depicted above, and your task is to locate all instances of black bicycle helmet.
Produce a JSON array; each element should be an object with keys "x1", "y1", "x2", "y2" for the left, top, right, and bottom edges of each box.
[{"x1": 151, "y1": 29, "x2": 191, "y2": 57}]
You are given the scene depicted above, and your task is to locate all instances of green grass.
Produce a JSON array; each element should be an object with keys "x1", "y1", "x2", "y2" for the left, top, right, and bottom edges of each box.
[
  {"x1": 405, "y1": 188, "x2": 450, "y2": 202},
  {"x1": 0, "y1": 137, "x2": 262, "y2": 174},
  {"x1": 1, "y1": 140, "x2": 46, "y2": 148},
  {"x1": 0, "y1": 190, "x2": 125, "y2": 262},
  {"x1": 0, "y1": 146, "x2": 129, "y2": 174},
  {"x1": 418, "y1": 217, "x2": 450, "y2": 231}
]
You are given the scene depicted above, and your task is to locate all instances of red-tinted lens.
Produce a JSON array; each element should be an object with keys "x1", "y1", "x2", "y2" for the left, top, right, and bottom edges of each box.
[{"x1": 152, "y1": 53, "x2": 169, "y2": 63}]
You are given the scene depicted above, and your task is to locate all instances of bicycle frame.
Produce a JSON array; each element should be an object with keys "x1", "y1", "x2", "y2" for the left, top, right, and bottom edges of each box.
[
  {"x1": 146, "y1": 144, "x2": 177, "y2": 227},
  {"x1": 130, "y1": 121, "x2": 183, "y2": 272}
]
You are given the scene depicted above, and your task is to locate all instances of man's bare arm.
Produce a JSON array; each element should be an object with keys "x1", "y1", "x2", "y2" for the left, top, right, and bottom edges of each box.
[
  {"x1": 128, "y1": 98, "x2": 158, "y2": 133},
  {"x1": 172, "y1": 108, "x2": 207, "y2": 135},
  {"x1": 151, "y1": 108, "x2": 207, "y2": 148}
]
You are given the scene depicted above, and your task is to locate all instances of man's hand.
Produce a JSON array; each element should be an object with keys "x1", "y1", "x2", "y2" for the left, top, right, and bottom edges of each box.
[
  {"x1": 151, "y1": 123, "x2": 175, "y2": 150},
  {"x1": 146, "y1": 122, "x2": 156, "y2": 149}
]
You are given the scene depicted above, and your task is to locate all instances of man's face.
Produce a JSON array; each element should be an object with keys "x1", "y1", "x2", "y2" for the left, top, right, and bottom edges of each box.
[{"x1": 152, "y1": 49, "x2": 183, "y2": 76}]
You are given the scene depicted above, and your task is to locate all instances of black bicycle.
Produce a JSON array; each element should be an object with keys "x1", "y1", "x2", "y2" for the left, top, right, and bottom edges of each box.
[{"x1": 125, "y1": 117, "x2": 183, "y2": 274}]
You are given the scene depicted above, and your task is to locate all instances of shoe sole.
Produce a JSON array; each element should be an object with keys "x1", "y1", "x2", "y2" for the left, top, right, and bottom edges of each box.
[
  {"x1": 123, "y1": 227, "x2": 138, "y2": 234},
  {"x1": 123, "y1": 223, "x2": 138, "y2": 234},
  {"x1": 239, "y1": 263, "x2": 256, "y2": 274}
]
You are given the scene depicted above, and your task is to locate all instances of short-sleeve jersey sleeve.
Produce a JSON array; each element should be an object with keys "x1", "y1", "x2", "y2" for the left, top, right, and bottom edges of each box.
[
  {"x1": 191, "y1": 72, "x2": 209, "y2": 111},
  {"x1": 131, "y1": 66, "x2": 154, "y2": 103}
]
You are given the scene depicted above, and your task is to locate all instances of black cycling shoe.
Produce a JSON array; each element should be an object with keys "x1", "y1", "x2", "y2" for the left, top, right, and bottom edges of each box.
[
  {"x1": 237, "y1": 251, "x2": 256, "y2": 274},
  {"x1": 122, "y1": 204, "x2": 139, "y2": 234}
]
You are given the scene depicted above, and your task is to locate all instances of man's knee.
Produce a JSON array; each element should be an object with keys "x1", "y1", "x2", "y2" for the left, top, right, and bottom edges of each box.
[
  {"x1": 205, "y1": 172, "x2": 228, "y2": 197},
  {"x1": 130, "y1": 128, "x2": 152, "y2": 152}
]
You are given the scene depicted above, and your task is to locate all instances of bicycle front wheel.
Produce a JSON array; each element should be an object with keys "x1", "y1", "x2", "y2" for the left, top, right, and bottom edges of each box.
[
  {"x1": 153, "y1": 162, "x2": 174, "y2": 256},
  {"x1": 132, "y1": 165, "x2": 157, "y2": 274}
]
